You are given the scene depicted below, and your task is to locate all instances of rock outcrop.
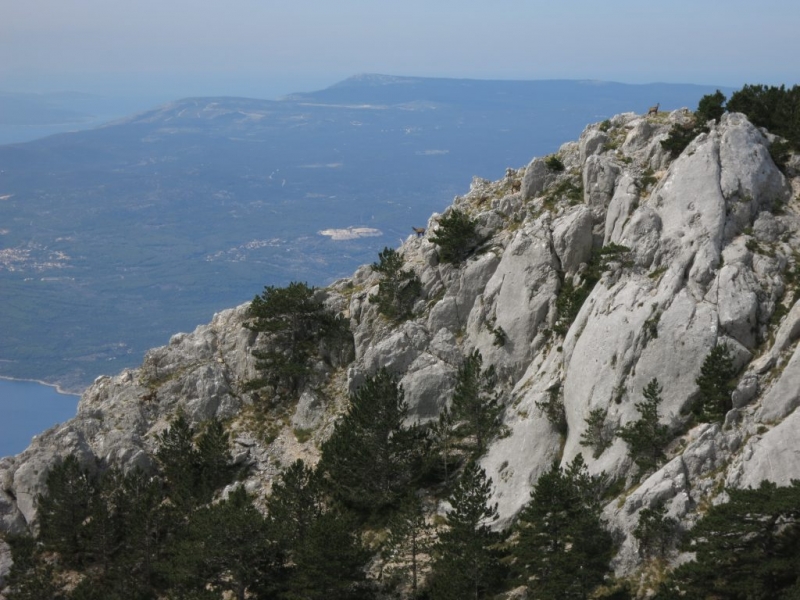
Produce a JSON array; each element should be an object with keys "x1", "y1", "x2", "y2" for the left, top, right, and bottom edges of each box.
[{"x1": 2, "y1": 110, "x2": 800, "y2": 584}]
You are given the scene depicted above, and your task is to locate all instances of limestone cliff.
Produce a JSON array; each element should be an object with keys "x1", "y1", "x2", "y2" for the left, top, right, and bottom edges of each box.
[{"x1": 2, "y1": 109, "x2": 800, "y2": 583}]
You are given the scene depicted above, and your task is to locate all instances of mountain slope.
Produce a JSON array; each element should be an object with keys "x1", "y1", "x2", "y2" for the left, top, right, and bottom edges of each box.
[
  {"x1": 3, "y1": 107, "x2": 799, "y2": 591},
  {"x1": 0, "y1": 76, "x2": 733, "y2": 391}
]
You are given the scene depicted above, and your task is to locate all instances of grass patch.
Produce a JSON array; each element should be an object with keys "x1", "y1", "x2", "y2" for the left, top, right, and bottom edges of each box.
[
  {"x1": 293, "y1": 427, "x2": 314, "y2": 443},
  {"x1": 542, "y1": 178, "x2": 584, "y2": 208}
]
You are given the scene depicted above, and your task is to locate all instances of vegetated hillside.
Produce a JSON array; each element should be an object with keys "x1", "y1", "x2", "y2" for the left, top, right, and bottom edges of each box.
[
  {"x1": 2, "y1": 99, "x2": 800, "y2": 598},
  {"x1": 0, "y1": 75, "x2": 732, "y2": 392}
]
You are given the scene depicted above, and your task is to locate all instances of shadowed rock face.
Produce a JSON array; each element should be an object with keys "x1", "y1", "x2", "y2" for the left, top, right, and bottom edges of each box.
[{"x1": 2, "y1": 110, "x2": 799, "y2": 580}]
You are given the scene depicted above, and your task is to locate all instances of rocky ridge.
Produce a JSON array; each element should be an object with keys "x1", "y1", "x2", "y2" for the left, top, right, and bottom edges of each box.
[{"x1": 2, "y1": 109, "x2": 800, "y2": 583}]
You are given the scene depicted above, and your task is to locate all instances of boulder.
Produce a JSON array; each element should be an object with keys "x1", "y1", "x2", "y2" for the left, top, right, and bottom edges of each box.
[
  {"x1": 583, "y1": 155, "x2": 621, "y2": 212},
  {"x1": 521, "y1": 157, "x2": 555, "y2": 200},
  {"x1": 552, "y1": 206, "x2": 594, "y2": 274},
  {"x1": 580, "y1": 129, "x2": 609, "y2": 163}
]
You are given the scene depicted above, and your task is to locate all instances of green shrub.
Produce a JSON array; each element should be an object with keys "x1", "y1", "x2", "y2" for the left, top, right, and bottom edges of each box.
[
  {"x1": 727, "y1": 84, "x2": 800, "y2": 159},
  {"x1": 769, "y1": 138, "x2": 792, "y2": 173},
  {"x1": 661, "y1": 84, "x2": 800, "y2": 162},
  {"x1": 639, "y1": 168, "x2": 657, "y2": 190},
  {"x1": 536, "y1": 383, "x2": 567, "y2": 435},
  {"x1": 553, "y1": 244, "x2": 630, "y2": 336},
  {"x1": 696, "y1": 89, "x2": 727, "y2": 123},
  {"x1": 545, "y1": 154, "x2": 565, "y2": 172},
  {"x1": 661, "y1": 122, "x2": 704, "y2": 158},
  {"x1": 485, "y1": 315, "x2": 507, "y2": 347},
  {"x1": 554, "y1": 277, "x2": 592, "y2": 335},
  {"x1": 580, "y1": 407, "x2": 614, "y2": 459},
  {"x1": 544, "y1": 178, "x2": 583, "y2": 206},
  {"x1": 727, "y1": 84, "x2": 800, "y2": 147},
  {"x1": 293, "y1": 427, "x2": 313, "y2": 443},
  {"x1": 661, "y1": 90, "x2": 724, "y2": 159}
]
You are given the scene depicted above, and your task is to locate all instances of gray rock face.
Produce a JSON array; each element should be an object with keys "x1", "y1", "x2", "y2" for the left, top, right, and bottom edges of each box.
[
  {"x1": 622, "y1": 118, "x2": 657, "y2": 155},
  {"x1": 0, "y1": 304, "x2": 261, "y2": 531},
  {"x1": 292, "y1": 390, "x2": 326, "y2": 431},
  {"x1": 580, "y1": 128, "x2": 609, "y2": 163},
  {"x1": 757, "y1": 343, "x2": 800, "y2": 422},
  {"x1": 584, "y1": 155, "x2": 621, "y2": 211},
  {"x1": 0, "y1": 539, "x2": 10, "y2": 590},
  {"x1": 3, "y1": 110, "x2": 800, "y2": 588},
  {"x1": 552, "y1": 207, "x2": 594, "y2": 273},
  {"x1": 604, "y1": 173, "x2": 640, "y2": 245},
  {"x1": 521, "y1": 157, "x2": 556, "y2": 200},
  {"x1": 467, "y1": 219, "x2": 560, "y2": 382},
  {"x1": 427, "y1": 252, "x2": 501, "y2": 334}
]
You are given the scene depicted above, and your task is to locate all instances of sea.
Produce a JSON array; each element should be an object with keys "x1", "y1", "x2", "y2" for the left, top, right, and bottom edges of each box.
[{"x1": 0, "y1": 379, "x2": 79, "y2": 458}]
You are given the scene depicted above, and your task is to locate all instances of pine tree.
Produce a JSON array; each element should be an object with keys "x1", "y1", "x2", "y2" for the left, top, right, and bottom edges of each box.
[
  {"x1": 155, "y1": 415, "x2": 235, "y2": 508},
  {"x1": 370, "y1": 247, "x2": 422, "y2": 322},
  {"x1": 245, "y1": 281, "x2": 348, "y2": 398},
  {"x1": 83, "y1": 468, "x2": 125, "y2": 579},
  {"x1": 320, "y1": 369, "x2": 422, "y2": 511},
  {"x1": 694, "y1": 343, "x2": 736, "y2": 422},
  {"x1": 580, "y1": 407, "x2": 611, "y2": 459},
  {"x1": 655, "y1": 481, "x2": 800, "y2": 599},
  {"x1": 195, "y1": 417, "x2": 235, "y2": 503},
  {"x1": 430, "y1": 208, "x2": 481, "y2": 264},
  {"x1": 514, "y1": 454, "x2": 612, "y2": 600},
  {"x1": 171, "y1": 487, "x2": 283, "y2": 600},
  {"x1": 451, "y1": 350, "x2": 505, "y2": 456},
  {"x1": 429, "y1": 462, "x2": 504, "y2": 600},
  {"x1": 4, "y1": 536, "x2": 61, "y2": 600},
  {"x1": 155, "y1": 413, "x2": 198, "y2": 509},
  {"x1": 113, "y1": 468, "x2": 170, "y2": 596},
  {"x1": 632, "y1": 503, "x2": 679, "y2": 560},
  {"x1": 429, "y1": 406, "x2": 457, "y2": 482},
  {"x1": 285, "y1": 508, "x2": 372, "y2": 600},
  {"x1": 266, "y1": 459, "x2": 326, "y2": 556},
  {"x1": 36, "y1": 454, "x2": 97, "y2": 567},
  {"x1": 383, "y1": 494, "x2": 430, "y2": 597},
  {"x1": 696, "y1": 89, "x2": 727, "y2": 123},
  {"x1": 10, "y1": 419, "x2": 241, "y2": 600},
  {"x1": 616, "y1": 378, "x2": 671, "y2": 475}
]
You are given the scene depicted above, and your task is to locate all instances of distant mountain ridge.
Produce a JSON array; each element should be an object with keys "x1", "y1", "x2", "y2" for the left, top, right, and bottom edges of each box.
[{"x1": 285, "y1": 74, "x2": 730, "y2": 109}]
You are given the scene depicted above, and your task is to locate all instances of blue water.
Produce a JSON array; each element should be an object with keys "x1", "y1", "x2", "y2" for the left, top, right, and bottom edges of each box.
[{"x1": 0, "y1": 379, "x2": 79, "y2": 458}]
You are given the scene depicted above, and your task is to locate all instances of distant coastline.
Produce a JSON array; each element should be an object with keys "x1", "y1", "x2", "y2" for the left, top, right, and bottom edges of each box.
[
  {"x1": 0, "y1": 377, "x2": 81, "y2": 456},
  {"x1": 0, "y1": 375, "x2": 81, "y2": 398}
]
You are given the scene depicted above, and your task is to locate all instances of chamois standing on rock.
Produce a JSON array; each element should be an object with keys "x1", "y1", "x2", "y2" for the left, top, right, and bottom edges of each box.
[
  {"x1": 506, "y1": 167, "x2": 521, "y2": 193},
  {"x1": 412, "y1": 227, "x2": 425, "y2": 237},
  {"x1": 647, "y1": 103, "x2": 660, "y2": 116}
]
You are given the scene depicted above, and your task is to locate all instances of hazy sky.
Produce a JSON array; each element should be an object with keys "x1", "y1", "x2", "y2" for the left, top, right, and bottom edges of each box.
[{"x1": 2, "y1": 0, "x2": 798, "y2": 100}]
